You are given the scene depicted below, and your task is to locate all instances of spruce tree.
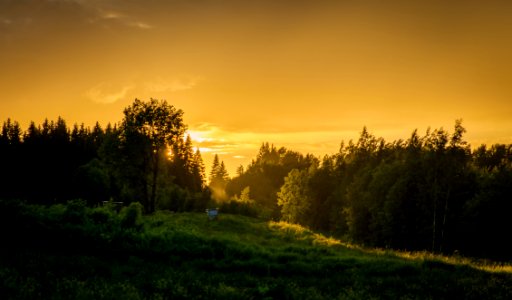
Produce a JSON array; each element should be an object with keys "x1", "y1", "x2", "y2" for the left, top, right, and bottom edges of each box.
[{"x1": 209, "y1": 154, "x2": 220, "y2": 184}]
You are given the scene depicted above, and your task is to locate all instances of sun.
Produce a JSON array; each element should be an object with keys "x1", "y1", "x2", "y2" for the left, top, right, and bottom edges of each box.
[{"x1": 187, "y1": 130, "x2": 214, "y2": 144}]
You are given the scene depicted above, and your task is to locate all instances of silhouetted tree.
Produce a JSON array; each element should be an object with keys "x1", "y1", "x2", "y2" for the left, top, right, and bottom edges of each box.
[
  {"x1": 168, "y1": 135, "x2": 205, "y2": 193},
  {"x1": 2, "y1": 113, "x2": 512, "y2": 260},
  {"x1": 209, "y1": 154, "x2": 221, "y2": 183},
  {"x1": 226, "y1": 143, "x2": 318, "y2": 218},
  {"x1": 236, "y1": 165, "x2": 244, "y2": 176},
  {"x1": 121, "y1": 98, "x2": 186, "y2": 213},
  {"x1": 209, "y1": 154, "x2": 230, "y2": 200}
]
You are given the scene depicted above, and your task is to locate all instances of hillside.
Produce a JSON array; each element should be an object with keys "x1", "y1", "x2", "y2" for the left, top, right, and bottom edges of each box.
[{"x1": 1, "y1": 201, "x2": 511, "y2": 299}]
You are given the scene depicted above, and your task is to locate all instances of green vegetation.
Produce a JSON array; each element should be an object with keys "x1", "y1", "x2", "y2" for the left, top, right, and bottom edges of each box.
[
  {"x1": 2, "y1": 99, "x2": 512, "y2": 298},
  {"x1": 0, "y1": 99, "x2": 208, "y2": 210},
  {"x1": 227, "y1": 122, "x2": 512, "y2": 261},
  {"x1": 3, "y1": 100, "x2": 512, "y2": 260},
  {"x1": 1, "y1": 200, "x2": 511, "y2": 299}
]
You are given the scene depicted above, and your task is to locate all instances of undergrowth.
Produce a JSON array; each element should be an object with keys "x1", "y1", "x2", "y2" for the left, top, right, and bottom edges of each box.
[{"x1": 0, "y1": 199, "x2": 511, "y2": 299}]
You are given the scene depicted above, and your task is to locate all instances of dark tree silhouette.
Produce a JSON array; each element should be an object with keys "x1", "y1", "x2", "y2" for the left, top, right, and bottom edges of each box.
[
  {"x1": 2, "y1": 111, "x2": 512, "y2": 261},
  {"x1": 121, "y1": 98, "x2": 186, "y2": 213},
  {"x1": 226, "y1": 143, "x2": 318, "y2": 218},
  {"x1": 209, "y1": 154, "x2": 230, "y2": 201}
]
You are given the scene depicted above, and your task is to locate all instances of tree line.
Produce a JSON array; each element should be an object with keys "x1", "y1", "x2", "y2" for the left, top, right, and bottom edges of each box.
[
  {"x1": 221, "y1": 121, "x2": 512, "y2": 261},
  {"x1": 0, "y1": 99, "x2": 209, "y2": 213},
  {"x1": 2, "y1": 99, "x2": 511, "y2": 261}
]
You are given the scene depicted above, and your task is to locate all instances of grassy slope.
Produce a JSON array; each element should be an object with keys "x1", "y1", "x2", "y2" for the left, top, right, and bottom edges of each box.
[{"x1": 1, "y1": 207, "x2": 512, "y2": 299}]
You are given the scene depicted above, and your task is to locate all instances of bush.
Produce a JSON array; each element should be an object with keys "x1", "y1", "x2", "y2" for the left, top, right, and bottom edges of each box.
[
  {"x1": 120, "y1": 202, "x2": 143, "y2": 230},
  {"x1": 63, "y1": 199, "x2": 88, "y2": 224},
  {"x1": 219, "y1": 200, "x2": 259, "y2": 218},
  {"x1": 157, "y1": 184, "x2": 187, "y2": 212},
  {"x1": 88, "y1": 206, "x2": 116, "y2": 225}
]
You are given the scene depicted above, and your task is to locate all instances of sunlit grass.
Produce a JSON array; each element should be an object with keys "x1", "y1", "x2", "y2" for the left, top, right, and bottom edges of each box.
[
  {"x1": 267, "y1": 220, "x2": 512, "y2": 274},
  {"x1": 151, "y1": 212, "x2": 512, "y2": 275},
  {"x1": 3, "y1": 202, "x2": 511, "y2": 299},
  {"x1": 389, "y1": 250, "x2": 512, "y2": 274},
  {"x1": 268, "y1": 221, "x2": 343, "y2": 247}
]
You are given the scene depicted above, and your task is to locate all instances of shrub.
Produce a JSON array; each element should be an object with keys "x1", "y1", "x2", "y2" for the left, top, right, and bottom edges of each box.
[
  {"x1": 63, "y1": 199, "x2": 88, "y2": 224},
  {"x1": 219, "y1": 200, "x2": 259, "y2": 218},
  {"x1": 120, "y1": 202, "x2": 143, "y2": 229},
  {"x1": 88, "y1": 206, "x2": 116, "y2": 225}
]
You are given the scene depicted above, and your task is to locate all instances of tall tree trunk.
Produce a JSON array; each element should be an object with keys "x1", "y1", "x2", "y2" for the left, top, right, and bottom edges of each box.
[
  {"x1": 141, "y1": 152, "x2": 150, "y2": 214},
  {"x1": 142, "y1": 176, "x2": 149, "y2": 214},
  {"x1": 431, "y1": 176, "x2": 438, "y2": 253},
  {"x1": 149, "y1": 149, "x2": 159, "y2": 214},
  {"x1": 439, "y1": 188, "x2": 451, "y2": 253}
]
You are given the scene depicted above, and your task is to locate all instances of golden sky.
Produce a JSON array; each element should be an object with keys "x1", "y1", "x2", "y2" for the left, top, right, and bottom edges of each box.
[{"x1": 2, "y1": 0, "x2": 512, "y2": 175}]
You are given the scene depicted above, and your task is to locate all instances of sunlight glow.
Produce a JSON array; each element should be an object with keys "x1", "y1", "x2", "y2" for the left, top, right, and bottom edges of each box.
[
  {"x1": 187, "y1": 130, "x2": 215, "y2": 143},
  {"x1": 3, "y1": 0, "x2": 512, "y2": 182},
  {"x1": 268, "y1": 221, "x2": 342, "y2": 247},
  {"x1": 192, "y1": 146, "x2": 214, "y2": 153},
  {"x1": 269, "y1": 221, "x2": 512, "y2": 274}
]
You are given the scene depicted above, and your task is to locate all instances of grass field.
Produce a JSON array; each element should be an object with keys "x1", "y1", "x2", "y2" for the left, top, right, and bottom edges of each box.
[{"x1": 1, "y1": 201, "x2": 511, "y2": 299}]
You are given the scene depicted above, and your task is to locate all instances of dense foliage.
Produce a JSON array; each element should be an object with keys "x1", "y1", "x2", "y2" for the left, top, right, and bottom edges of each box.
[
  {"x1": 0, "y1": 99, "x2": 209, "y2": 211},
  {"x1": 271, "y1": 121, "x2": 512, "y2": 260},
  {"x1": 225, "y1": 143, "x2": 318, "y2": 218},
  {"x1": 2, "y1": 101, "x2": 511, "y2": 262},
  {"x1": 1, "y1": 200, "x2": 511, "y2": 299}
]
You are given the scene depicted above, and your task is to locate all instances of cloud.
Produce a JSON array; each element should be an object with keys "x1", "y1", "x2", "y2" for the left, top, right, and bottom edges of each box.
[
  {"x1": 85, "y1": 76, "x2": 200, "y2": 105},
  {"x1": 85, "y1": 82, "x2": 134, "y2": 104},
  {"x1": 1, "y1": 0, "x2": 154, "y2": 33},
  {"x1": 100, "y1": 11, "x2": 123, "y2": 20},
  {"x1": 1, "y1": 18, "x2": 12, "y2": 25},
  {"x1": 145, "y1": 77, "x2": 200, "y2": 92},
  {"x1": 69, "y1": 1, "x2": 154, "y2": 30},
  {"x1": 0, "y1": 16, "x2": 33, "y2": 27},
  {"x1": 130, "y1": 21, "x2": 152, "y2": 29},
  {"x1": 94, "y1": 7, "x2": 154, "y2": 30}
]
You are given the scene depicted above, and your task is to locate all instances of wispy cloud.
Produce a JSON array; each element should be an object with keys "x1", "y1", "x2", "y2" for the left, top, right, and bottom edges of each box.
[
  {"x1": 145, "y1": 77, "x2": 200, "y2": 93},
  {"x1": 97, "y1": 8, "x2": 153, "y2": 30},
  {"x1": 187, "y1": 124, "x2": 260, "y2": 156},
  {"x1": 0, "y1": 16, "x2": 32, "y2": 27},
  {"x1": 1, "y1": 18, "x2": 12, "y2": 25},
  {"x1": 130, "y1": 21, "x2": 152, "y2": 30},
  {"x1": 1, "y1": 1, "x2": 153, "y2": 31},
  {"x1": 85, "y1": 82, "x2": 134, "y2": 104},
  {"x1": 83, "y1": 5, "x2": 153, "y2": 30},
  {"x1": 100, "y1": 11, "x2": 123, "y2": 20}
]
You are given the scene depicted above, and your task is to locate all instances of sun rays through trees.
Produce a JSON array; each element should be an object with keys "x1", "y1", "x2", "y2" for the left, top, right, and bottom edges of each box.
[{"x1": 1, "y1": 105, "x2": 512, "y2": 261}]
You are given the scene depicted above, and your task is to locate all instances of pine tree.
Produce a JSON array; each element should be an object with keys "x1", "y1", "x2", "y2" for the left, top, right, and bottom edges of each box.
[
  {"x1": 209, "y1": 154, "x2": 229, "y2": 201},
  {"x1": 209, "y1": 154, "x2": 220, "y2": 184},
  {"x1": 92, "y1": 122, "x2": 104, "y2": 145},
  {"x1": 24, "y1": 121, "x2": 41, "y2": 143},
  {"x1": 192, "y1": 148, "x2": 206, "y2": 190},
  {"x1": 236, "y1": 165, "x2": 244, "y2": 176},
  {"x1": 1, "y1": 118, "x2": 21, "y2": 145},
  {"x1": 183, "y1": 135, "x2": 194, "y2": 174},
  {"x1": 217, "y1": 161, "x2": 229, "y2": 182},
  {"x1": 1, "y1": 120, "x2": 10, "y2": 145}
]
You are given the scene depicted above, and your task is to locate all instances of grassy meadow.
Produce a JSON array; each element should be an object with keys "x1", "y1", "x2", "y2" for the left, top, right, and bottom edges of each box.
[{"x1": 1, "y1": 200, "x2": 511, "y2": 299}]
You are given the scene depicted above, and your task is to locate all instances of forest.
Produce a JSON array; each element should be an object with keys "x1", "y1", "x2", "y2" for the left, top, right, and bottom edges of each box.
[{"x1": 1, "y1": 99, "x2": 512, "y2": 262}]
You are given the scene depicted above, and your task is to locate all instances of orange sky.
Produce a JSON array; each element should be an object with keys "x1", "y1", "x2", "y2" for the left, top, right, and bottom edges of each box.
[{"x1": 2, "y1": 0, "x2": 512, "y2": 176}]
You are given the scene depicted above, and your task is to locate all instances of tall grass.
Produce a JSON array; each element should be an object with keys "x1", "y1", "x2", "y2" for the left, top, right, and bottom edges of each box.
[{"x1": 1, "y1": 199, "x2": 511, "y2": 299}]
